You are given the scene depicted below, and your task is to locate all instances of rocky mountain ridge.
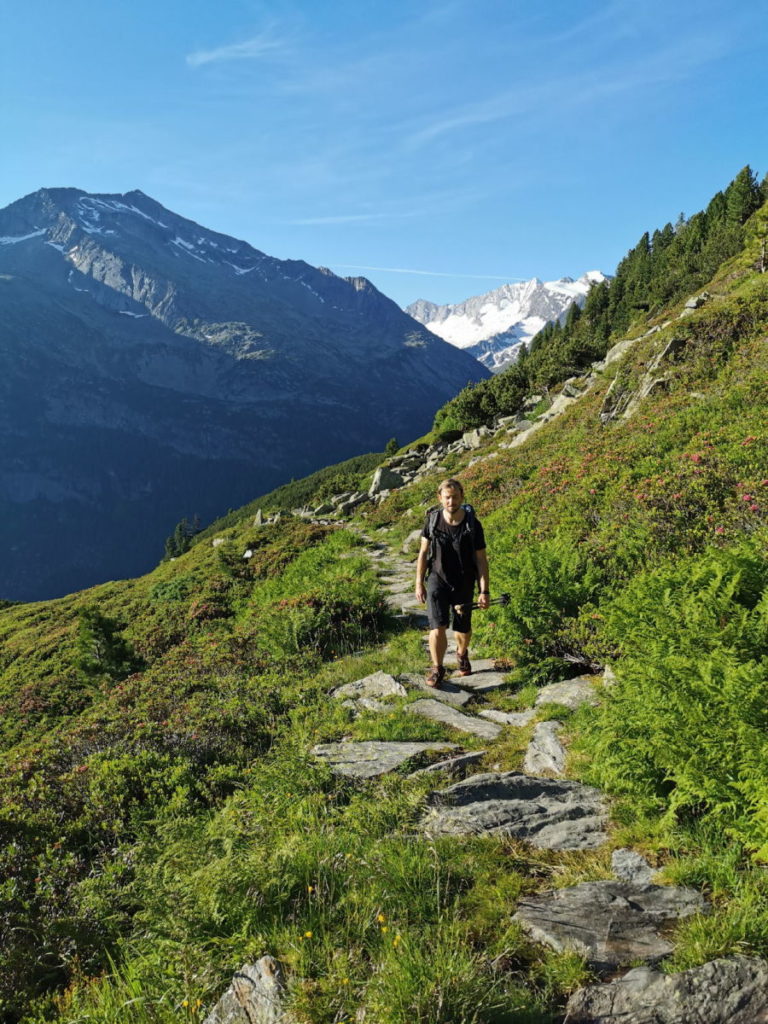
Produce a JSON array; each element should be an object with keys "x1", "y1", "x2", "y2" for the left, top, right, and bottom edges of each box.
[
  {"x1": 0, "y1": 187, "x2": 488, "y2": 600},
  {"x1": 407, "y1": 271, "x2": 607, "y2": 372}
]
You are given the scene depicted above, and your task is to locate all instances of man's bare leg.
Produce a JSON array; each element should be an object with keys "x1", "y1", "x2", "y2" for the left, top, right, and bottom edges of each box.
[
  {"x1": 455, "y1": 630, "x2": 471, "y2": 657},
  {"x1": 429, "y1": 627, "x2": 448, "y2": 669}
]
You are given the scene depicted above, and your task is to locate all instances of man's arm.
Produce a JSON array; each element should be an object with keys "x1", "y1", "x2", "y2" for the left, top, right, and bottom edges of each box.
[
  {"x1": 476, "y1": 549, "x2": 490, "y2": 609},
  {"x1": 415, "y1": 536, "x2": 429, "y2": 604}
]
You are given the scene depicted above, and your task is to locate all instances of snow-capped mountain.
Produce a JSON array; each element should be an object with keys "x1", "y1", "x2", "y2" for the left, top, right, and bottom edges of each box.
[
  {"x1": 407, "y1": 272, "x2": 607, "y2": 373},
  {"x1": 0, "y1": 187, "x2": 488, "y2": 600}
]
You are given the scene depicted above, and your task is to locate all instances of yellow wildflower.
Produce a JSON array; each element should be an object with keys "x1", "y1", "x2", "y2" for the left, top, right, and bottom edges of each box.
[
  {"x1": 182, "y1": 1000, "x2": 189, "y2": 1008},
  {"x1": 381, "y1": 925, "x2": 389, "y2": 933},
  {"x1": 377, "y1": 912, "x2": 386, "y2": 923},
  {"x1": 304, "y1": 930, "x2": 313, "y2": 938},
  {"x1": 307, "y1": 885, "x2": 314, "y2": 893}
]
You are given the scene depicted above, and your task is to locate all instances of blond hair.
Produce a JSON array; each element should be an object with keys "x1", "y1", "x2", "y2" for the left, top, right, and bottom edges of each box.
[{"x1": 437, "y1": 478, "x2": 464, "y2": 496}]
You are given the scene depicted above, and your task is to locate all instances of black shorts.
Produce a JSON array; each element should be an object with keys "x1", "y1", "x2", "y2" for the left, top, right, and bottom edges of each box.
[{"x1": 426, "y1": 577, "x2": 475, "y2": 632}]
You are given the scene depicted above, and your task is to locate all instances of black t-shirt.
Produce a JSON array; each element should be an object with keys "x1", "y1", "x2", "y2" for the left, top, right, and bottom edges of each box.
[{"x1": 422, "y1": 510, "x2": 486, "y2": 589}]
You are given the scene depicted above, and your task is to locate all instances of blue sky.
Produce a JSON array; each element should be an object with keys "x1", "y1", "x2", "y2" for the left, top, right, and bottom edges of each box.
[{"x1": 2, "y1": 0, "x2": 767, "y2": 306}]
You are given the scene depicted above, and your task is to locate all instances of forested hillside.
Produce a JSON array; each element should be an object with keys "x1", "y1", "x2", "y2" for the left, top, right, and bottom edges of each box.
[{"x1": 1, "y1": 171, "x2": 767, "y2": 1023}]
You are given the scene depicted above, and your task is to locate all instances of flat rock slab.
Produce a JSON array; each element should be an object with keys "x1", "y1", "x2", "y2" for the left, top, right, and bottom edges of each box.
[
  {"x1": 479, "y1": 708, "x2": 536, "y2": 727},
  {"x1": 422, "y1": 771, "x2": 608, "y2": 850},
  {"x1": 565, "y1": 956, "x2": 768, "y2": 1023},
  {"x1": 399, "y1": 672, "x2": 473, "y2": 707},
  {"x1": 446, "y1": 656, "x2": 496, "y2": 674},
  {"x1": 523, "y1": 720, "x2": 566, "y2": 775},
  {"x1": 452, "y1": 670, "x2": 509, "y2": 693},
  {"x1": 331, "y1": 671, "x2": 407, "y2": 702},
  {"x1": 515, "y1": 881, "x2": 708, "y2": 972},
  {"x1": 204, "y1": 957, "x2": 291, "y2": 1024},
  {"x1": 535, "y1": 676, "x2": 600, "y2": 710},
  {"x1": 312, "y1": 741, "x2": 457, "y2": 779},
  {"x1": 410, "y1": 750, "x2": 487, "y2": 779},
  {"x1": 407, "y1": 699, "x2": 503, "y2": 740}
]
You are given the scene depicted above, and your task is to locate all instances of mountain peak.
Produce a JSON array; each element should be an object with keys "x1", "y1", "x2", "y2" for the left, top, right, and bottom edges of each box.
[{"x1": 406, "y1": 271, "x2": 609, "y2": 371}]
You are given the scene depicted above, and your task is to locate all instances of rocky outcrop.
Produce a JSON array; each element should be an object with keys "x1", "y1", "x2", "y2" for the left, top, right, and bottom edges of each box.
[
  {"x1": 514, "y1": 881, "x2": 707, "y2": 972},
  {"x1": 422, "y1": 771, "x2": 608, "y2": 849},
  {"x1": 535, "y1": 677, "x2": 600, "y2": 710},
  {"x1": 311, "y1": 740, "x2": 457, "y2": 778},
  {"x1": 565, "y1": 956, "x2": 768, "y2": 1023},
  {"x1": 522, "y1": 721, "x2": 566, "y2": 775},
  {"x1": 203, "y1": 957, "x2": 293, "y2": 1024},
  {"x1": 406, "y1": 698, "x2": 503, "y2": 739}
]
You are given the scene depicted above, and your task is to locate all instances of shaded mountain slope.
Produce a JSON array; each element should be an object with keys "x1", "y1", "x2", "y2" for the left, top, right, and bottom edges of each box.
[{"x1": 0, "y1": 188, "x2": 488, "y2": 600}]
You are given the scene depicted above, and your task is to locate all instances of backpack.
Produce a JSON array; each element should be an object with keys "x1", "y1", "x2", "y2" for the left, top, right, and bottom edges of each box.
[{"x1": 425, "y1": 503, "x2": 479, "y2": 577}]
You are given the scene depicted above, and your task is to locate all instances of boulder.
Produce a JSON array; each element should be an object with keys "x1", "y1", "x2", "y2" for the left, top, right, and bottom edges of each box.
[
  {"x1": 330, "y1": 671, "x2": 407, "y2": 702},
  {"x1": 312, "y1": 740, "x2": 457, "y2": 778},
  {"x1": 514, "y1": 881, "x2": 707, "y2": 972},
  {"x1": 684, "y1": 292, "x2": 710, "y2": 309},
  {"x1": 523, "y1": 721, "x2": 566, "y2": 775},
  {"x1": 612, "y1": 848, "x2": 655, "y2": 884},
  {"x1": 565, "y1": 956, "x2": 768, "y2": 1023},
  {"x1": 253, "y1": 509, "x2": 263, "y2": 526},
  {"x1": 461, "y1": 427, "x2": 491, "y2": 449},
  {"x1": 369, "y1": 466, "x2": 405, "y2": 496},
  {"x1": 203, "y1": 957, "x2": 291, "y2": 1024},
  {"x1": 212, "y1": 538, "x2": 225, "y2": 547},
  {"x1": 535, "y1": 676, "x2": 599, "y2": 710},
  {"x1": 406, "y1": 699, "x2": 503, "y2": 739},
  {"x1": 422, "y1": 771, "x2": 608, "y2": 850}
]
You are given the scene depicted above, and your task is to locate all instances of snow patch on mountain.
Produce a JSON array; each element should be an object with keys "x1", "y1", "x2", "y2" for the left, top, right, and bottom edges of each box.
[{"x1": 407, "y1": 272, "x2": 607, "y2": 373}]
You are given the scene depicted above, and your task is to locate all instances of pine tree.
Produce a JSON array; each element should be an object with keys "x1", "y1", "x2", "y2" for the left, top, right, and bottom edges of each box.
[{"x1": 725, "y1": 165, "x2": 762, "y2": 225}]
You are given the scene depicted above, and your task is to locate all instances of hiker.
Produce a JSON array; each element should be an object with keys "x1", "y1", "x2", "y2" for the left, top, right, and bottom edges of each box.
[{"x1": 415, "y1": 478, "x2": 489, "y2": 687}]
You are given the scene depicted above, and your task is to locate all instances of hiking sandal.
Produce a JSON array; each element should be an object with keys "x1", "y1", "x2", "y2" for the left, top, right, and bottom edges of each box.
[
  {"x1": 456, "y1": 651, "x2": 472, "y2": 676},
  {"x1": 425, "y1": 664, "x2": 445, "y2": 687}
]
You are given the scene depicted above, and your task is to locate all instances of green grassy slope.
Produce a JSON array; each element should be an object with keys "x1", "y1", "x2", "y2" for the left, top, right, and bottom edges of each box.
[{"x1": 1, "y1": 197, "x2": 768, "y2": 1023}]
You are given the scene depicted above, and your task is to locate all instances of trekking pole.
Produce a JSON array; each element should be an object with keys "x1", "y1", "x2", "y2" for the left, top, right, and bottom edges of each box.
[{"x1": 453, "y1": 592, "x2": 510, "y2": 613}]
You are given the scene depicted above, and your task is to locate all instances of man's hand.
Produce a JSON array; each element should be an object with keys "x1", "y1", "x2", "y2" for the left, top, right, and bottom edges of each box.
[
  {"x1": 416, "y1": 582, "x2": 426, "y2": 604},
  {"x1": 478, "y1": 592, "x2": 490, "y2": 610}
]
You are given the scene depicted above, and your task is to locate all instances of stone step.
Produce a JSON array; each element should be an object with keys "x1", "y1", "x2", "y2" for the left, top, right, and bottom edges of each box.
[
  {"x1": 535, "y1": 676, "x2": 600, "y2": 710},
  {"x1": 523, "y1": 720, "x2": 566, "y2": 776},
  {"x1": 422, "y1": 771, "x2": 608, "y2": 850},
  {"x1": 514, "y1": 880, "x2": 708, "y2": 973},
  {"x1": 398, "y1": 672, "x2": 474, "y2": 707},
  {"x1": 407, "y1": 699, "x2": 503, "y2": 740},
  {"x1": 312, "y1": 741, "x2": 458, "y2": 779}
]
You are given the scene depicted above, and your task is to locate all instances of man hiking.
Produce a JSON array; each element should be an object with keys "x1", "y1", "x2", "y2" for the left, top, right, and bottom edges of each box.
[{"x1": 415, "y1": 478, "x2": 489, "y2": 687}]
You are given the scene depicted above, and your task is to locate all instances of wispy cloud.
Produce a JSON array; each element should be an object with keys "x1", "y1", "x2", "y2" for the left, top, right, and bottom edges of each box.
[
  {"x1": 333, "y1": 264, "x2": 524, "y2": 281},
  {"x1": 186, "y1": 32, "x2": 287, "y2": 68}
]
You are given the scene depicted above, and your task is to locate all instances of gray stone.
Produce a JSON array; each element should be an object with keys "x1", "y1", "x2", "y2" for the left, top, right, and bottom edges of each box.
[
  {"x1": 422, "y1": 771, "x2": 608, "y2": 850},
  {"x1": 312, "y1": 740, "x2": 457, "y2": 778},
  {"x1": 535, "y1": 676, "x2": 599, "y2": 710},
  {"x1": 369, "y1": 466, "x2": 405, "y2": 496},
  {"x1": 331, "y1": 671, "x2": 407, "y2": 702},
  {"x1": 565, "y1": 956, "x2": 768, "y2": 1023},
  {"x1": 398, "y1": 672, "x2": 474, "y2": 707},
  {"x1": 253, "y1": 509, "x2": 263, "y2": 526},
  {"x1": 410, "y1": 750, "x2": 487, "y2": 778},
  {"x1": 203, "y1": 957, "x2": 292, "y2": 1024},
  {"x1": 612, "y1": 848, "x2": 655, "y2": 884},
  {"x1": 313, "y1": 502, "x2": 335, "y2": 515},
  {"x1": 478, "y1": 708, "x2": 536, "y2": 727},
  {"x1": 523, "y1": 721, "x2": 566, "y2": 775},
  {"x1": 461, "y1": 427, "x2": 490, "y2": 449},
  {"x1": 212, "y1": 537, "x2": 225, "y2": 547},
  {"x1": 451, "y1": 668, "x2": 509, "y2": 693},
  {"x1": 514, "y1": 881, "x2": 707, "y2": 972},
  {"x1": 407, "y1": 699, "x2": 503, "y2": 739},
  {"x1": 684, "y1": 292, "x2": 710, "y2": 309}
]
